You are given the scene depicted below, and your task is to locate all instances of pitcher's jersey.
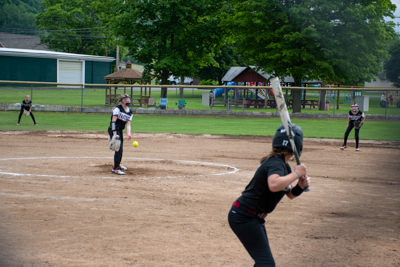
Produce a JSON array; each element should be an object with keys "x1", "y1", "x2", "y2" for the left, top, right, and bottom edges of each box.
[
  {"x1": 110, "y1": 105, "x2": 133, "y2": 130},
  {"x1": 348, "y1": 110, "x2": 365, "y2": 122}
]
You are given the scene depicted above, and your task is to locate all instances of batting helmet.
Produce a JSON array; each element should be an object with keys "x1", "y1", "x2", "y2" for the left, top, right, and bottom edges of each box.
[{"x1": 272, "y1": 124, "x2": 303, "y2": 156}]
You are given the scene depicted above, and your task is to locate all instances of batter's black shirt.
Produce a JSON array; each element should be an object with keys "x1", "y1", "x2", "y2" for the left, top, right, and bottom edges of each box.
[
  {"x1": 348, "y1": 110, "x2": 365, "y2": 124},
  {"x1": 110, "y1": 105, "x2": 133, "y2": 131},
  {"x1": 21, "y1": 100, "x2": 32, "y2": 110},
  {"x1": 237, "y1": 155, "x2": 291, "y2": 214}
]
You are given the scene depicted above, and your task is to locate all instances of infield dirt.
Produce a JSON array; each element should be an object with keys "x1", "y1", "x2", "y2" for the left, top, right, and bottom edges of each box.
[{"x1": 0, "y1": 131, "x2": 399, "y2": 266}]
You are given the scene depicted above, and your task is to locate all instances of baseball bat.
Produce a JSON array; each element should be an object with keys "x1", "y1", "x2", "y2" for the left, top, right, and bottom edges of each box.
[{"x1": 271, "y1": 77, "x2": 310, "y2": 192}]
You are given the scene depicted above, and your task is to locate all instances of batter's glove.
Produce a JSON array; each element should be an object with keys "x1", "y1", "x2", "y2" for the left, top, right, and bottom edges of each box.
[
  {"x1": 109, "y1": 135, "x2": 121, "y2": 151},
  {"x1": 354, "y1": 121, "x2": 363, "y2": 129},
  {"x1": 24, "y1": 110, "x2": 30, "y2": 116}
]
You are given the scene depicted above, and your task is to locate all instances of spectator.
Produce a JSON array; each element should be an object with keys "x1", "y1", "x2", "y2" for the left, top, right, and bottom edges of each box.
[
  {"x1": 380, "y1": 93, "x2": 387, "y2": 107},
  {"x1": 389, "y1": 92, "x2": 394, "y2": 106}
]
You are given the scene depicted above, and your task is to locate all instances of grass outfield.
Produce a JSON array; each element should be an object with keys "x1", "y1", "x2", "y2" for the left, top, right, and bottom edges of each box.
[
  {"x1": 1, "y1": 87, "x2": 400, "y2": 116},
  {"x1": 1, "y1": 111, "x2": 400, "y2": 141}
]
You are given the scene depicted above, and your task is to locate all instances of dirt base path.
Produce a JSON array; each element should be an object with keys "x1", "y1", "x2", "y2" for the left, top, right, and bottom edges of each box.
[{"x1": 0, "y1": 131, "x2": 399, "y2": 266}]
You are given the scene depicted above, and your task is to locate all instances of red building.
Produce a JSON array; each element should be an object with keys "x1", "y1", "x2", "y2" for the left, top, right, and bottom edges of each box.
[
  {"x1": 222, "y1": 66, "x2": 268, "y2": 86},
  {"x1": 220, "y1": 66, "x2": 271, "y2": 108}
]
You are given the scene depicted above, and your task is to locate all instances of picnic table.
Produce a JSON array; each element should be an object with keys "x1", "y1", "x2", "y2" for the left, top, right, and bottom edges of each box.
[
  {"x1": 243, "y1": 99, "x2": 266, "y2": 109},
  {"x1": 132, "y1": 96, "x2": 151, "y2": 107},
  {"x1": 287, "y1": 99, "x2": 318, "y2": 109},
  {"x1": 243, "y1": 99, "x2": 277, "y2": 109}
]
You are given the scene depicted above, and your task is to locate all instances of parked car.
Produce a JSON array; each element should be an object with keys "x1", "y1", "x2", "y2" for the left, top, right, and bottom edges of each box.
[{"x1": 168, "y1": 76, "x2": 194, "y2": 85}]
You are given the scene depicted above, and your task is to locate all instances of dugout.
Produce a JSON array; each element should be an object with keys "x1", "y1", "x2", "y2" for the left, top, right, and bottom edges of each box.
[{"x1": 0, "y1": 48, "x2": 114, "y2": 85}]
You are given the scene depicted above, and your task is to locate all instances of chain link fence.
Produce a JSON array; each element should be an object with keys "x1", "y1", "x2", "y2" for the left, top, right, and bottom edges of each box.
[{"x1": 0, "y1": 81, "x2": 399, "y2": 118}]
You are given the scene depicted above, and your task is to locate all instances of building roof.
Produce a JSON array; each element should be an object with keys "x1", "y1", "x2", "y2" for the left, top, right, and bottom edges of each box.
[
  {"x1": 104, "y1": 62, "x2": 142, "y2": 80},
  {"x1": 222, "y1": 66, "x2": 322, "y2": 84},
  {"x1": 0, "y1": 47, "x2": 115, "y2": 62},
  {"x1": 0, "y1": 32, "x2": 49, "y2": 50},
  {"x1": 222, "y1": 66, "x2": 273, "y2": 82},
  {"x1": 221, "y1": 67, "x2": 247, "y2": 82}
]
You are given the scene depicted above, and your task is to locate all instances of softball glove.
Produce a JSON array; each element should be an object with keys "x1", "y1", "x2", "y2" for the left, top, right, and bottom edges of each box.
[
  {"x1": 109, "y1": 135, "x2": 121, "y2": 151},
  {"x1": 354, "y1": 121, "x2": 363, "y2": 129}
]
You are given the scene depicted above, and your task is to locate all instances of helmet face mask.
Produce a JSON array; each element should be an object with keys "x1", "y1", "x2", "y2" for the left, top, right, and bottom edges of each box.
[
  {"x1": 272, "y1": 124, "x2": 303, "y2": 156},
  {"x1": 351, "y1": 104, "x2": 359, "y2": 114}
]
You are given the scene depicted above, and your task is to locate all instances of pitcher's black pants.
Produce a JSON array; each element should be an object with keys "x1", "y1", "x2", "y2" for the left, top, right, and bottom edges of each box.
[
  {"x1": 228, "y1": 207, "x2": 275, "y2": 266},
  {"x1": 18, "y1": 107, "x2": 36, "y2": 124},
  {"x1": 108, "y1": 128, "x2": 123, "y2": 169}
]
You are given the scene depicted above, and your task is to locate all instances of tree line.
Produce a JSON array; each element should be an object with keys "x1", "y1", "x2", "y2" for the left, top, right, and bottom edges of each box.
[
  {"x1": 0, "y1": 0, "x2": 41, "y2": 32},
  {"x1": 1, "y1": 0, "x2": 399, "y2": 111}
]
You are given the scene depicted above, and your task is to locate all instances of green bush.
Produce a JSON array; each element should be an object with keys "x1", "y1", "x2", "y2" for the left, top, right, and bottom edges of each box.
[{"x1": 198, "y1": 79, "x2": 219, "y2": 85}]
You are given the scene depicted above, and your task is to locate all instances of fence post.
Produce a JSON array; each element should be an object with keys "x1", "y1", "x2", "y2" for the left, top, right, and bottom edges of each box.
[
  {"x1": 350, "y1": 87, "x2": 354, "y2": 105},
  {"x1": 227, "y1": 91, "x2": 231, "y2": 111},
  {"x1": 336, "y1": 90, "x2": 340, "y2": 110},
  {"x1": 210, "y1": 92, "x2": 214, "y2": 111},
  {"x1": 81, "y1": 85, "x2": 84, "y2": 112},
  {"x1": 385, "y1": 90, "x2": 388, "y2": 120}
]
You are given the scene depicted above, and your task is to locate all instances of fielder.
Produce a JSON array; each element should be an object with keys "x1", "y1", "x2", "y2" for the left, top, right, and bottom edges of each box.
[
  {"x1": 228, "y1": 125, "x2": 310, "y2": 266},
  {"x1": 17, "y1": 95, "x2": 37, "y2": 126},
  {"x1": 340, "y1": 103, "x2": 366, "y2": 152},
  {"x1": 108, "y1": 94, "x2": 133, "y2": 175}
]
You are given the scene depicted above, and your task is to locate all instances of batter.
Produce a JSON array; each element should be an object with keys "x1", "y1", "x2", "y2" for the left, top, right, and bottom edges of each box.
[{"x1": 228, "y1": 125, "x2": 310, "y2": 266}]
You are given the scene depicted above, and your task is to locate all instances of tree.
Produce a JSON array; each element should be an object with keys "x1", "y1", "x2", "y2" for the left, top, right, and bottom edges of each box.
[
  {"x1": 36, "y1": 0, "x2": 115, "y2": 55},
  {"x1": 112, "y1": 0, "x2": 226, "y2": 97},
  {"x1": 196, "y1": 43, "x2": 244, "y2": 85},
  {"x1": 384, "y1": 38, "x2": 400, "y2": 87},
  {"x1": 0, "y1": 0, "x2": 41, "y2": 32},
  {"x1": 227, "y1": 0, "x2": 396, "y2": 112}
]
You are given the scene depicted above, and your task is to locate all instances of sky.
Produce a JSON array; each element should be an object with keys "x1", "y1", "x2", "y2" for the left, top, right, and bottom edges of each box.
[{"x1": 391, "y1": 0, "x2": 400, "y2": 32}]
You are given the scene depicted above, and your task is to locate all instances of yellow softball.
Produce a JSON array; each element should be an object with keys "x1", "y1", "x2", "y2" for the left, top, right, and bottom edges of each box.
[{"x1": 132, "y1": 141, "x2": 139, "y2": 147}]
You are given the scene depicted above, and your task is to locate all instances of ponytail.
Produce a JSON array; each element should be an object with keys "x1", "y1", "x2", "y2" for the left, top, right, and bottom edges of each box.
[{"x1": 260, "y1": 147, "x2": 293, "y2": 163}]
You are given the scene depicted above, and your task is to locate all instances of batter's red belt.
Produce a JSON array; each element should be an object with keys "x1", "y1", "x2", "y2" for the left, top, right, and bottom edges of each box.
[{"x1": 232, "y1": 200, "x2": 258, "y2": 216}]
